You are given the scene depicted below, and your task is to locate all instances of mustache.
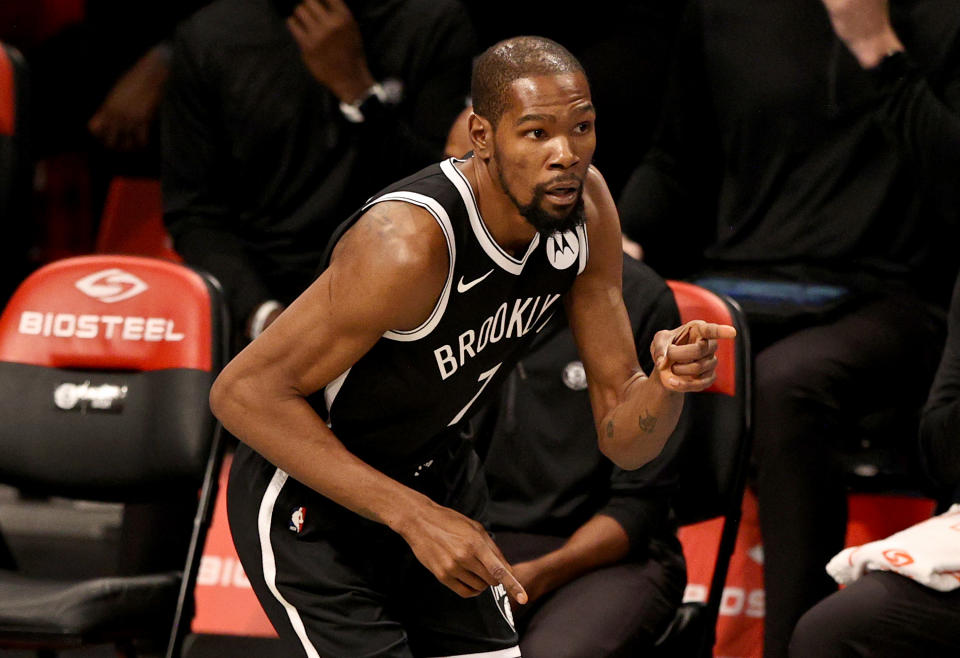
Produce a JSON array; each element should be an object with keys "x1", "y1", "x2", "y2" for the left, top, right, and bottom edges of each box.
[{"x1": 535, "y1": 175, "x2": 583, "y2": 194}]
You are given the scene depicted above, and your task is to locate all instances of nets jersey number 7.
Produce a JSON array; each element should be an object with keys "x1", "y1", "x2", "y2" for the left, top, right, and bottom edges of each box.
[{"x1": 447, "y1": 363, "x2": 502, "y2": 426}]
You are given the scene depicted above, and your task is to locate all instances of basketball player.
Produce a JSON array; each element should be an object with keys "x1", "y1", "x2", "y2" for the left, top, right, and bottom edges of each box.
[{"x1": 212, "y1": 36, "x2": 735, "y2": 658}]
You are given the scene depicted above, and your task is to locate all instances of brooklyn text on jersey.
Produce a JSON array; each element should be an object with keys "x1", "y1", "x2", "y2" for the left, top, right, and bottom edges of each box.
[{"x1": 433, "y1": 293, "x2": 562, "y2": 380}]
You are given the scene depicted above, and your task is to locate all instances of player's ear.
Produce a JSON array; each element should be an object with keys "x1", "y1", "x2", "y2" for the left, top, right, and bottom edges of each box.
[{"x1": 469, "y1": 112, "x2": 494, "y2": 160}]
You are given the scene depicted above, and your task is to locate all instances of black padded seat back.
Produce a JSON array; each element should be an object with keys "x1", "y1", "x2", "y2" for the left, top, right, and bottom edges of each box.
[
  {"x1": 0, "y1": 363, "x2": 215, "y2": 500},
  {"x1": 672, "y1": 389, "x2": 749, "y2": 524}
]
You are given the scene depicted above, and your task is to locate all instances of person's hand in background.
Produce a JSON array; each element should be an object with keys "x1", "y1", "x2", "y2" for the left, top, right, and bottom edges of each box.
[
  {"x1": 88, "y1": 43, "x2": 171, "y2": 151},
  {"x1": 287, "y1": 0, "x2": 375, "y2": 103},
  {"x1": 819, "y1": 0, "x2": 903, "y2": 68}
]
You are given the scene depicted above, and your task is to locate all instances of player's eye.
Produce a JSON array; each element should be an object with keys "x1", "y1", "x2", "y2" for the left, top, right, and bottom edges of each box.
[
  {"x1": 526, "y1": 128, "x2": 546, "y2": 139},
  {"x1": 574, "y1": 121, "x2": 592, "y2": 134}
]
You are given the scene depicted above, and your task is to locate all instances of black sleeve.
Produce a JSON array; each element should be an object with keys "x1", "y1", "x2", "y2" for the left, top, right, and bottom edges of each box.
[
  {"x1": 161, "y1": 3, "x2": 476, "y2": 332},
  {"x1": 920, "y1": 273, "x2": 960, "y2": 496},
  {"x1": 350, "y1": 1, "x2": 476, "y2": 184},
  {"x1": 867, "y1": 27, "x2": 960, "y2": 179},
  {"x1": 161, "y1": 22, "x2": 274, "y2": 332},
  {"x1": 599, "y1": 258, "x2": 684, "y2": 550},
  {"x1": 616, "y1": 1, "x2": 720, "y2": 280}
]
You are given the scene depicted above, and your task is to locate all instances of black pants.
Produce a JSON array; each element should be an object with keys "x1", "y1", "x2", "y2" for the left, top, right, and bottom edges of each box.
[
  {"x1": 789, "y1": 571, "x2": 960, "y2": 657},
  {"x1": 496, "y1": 531, "x2": 686, "y2": 658},
  {"x1": 754, "y1": 293, "x2": 945, "y2": 658}
]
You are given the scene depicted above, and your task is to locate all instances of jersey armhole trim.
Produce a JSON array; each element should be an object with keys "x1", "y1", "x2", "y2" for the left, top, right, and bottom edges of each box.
[
  {"x1": 364, "y1": 192, "x2": 456, "y2": 342},
  {"x1": 441, "y1": 158, "x2": 540, "y2": 274},
  {"x1": 576, "y1": 222, "x2": 589, "y2": 275}
]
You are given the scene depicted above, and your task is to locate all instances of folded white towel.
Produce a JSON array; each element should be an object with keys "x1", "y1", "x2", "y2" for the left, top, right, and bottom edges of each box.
[{"x1": 826, "y1": 504, "x2": 960, "y2": 592}]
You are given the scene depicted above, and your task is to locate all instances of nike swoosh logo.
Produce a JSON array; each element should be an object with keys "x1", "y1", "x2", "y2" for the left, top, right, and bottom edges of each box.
[{"x1": 457, "y1": 269, "x2": 494, "y2": 293}]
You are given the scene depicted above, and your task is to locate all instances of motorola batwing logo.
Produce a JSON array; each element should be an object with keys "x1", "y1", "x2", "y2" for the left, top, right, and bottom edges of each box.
[
  {"x1": 75, "y1": 269, "x2": 149, "y2": 303},
  {"x1": 546, "y1": 230, "x2": 579, "y2": 270}
]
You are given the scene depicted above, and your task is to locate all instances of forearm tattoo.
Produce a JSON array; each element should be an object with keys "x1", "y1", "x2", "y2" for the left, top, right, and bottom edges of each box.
[
  {"x1": 609, "y1": 413, "x2": 658, "y2": 438},
  {"x1": 638, "y1": 411, "x2": 658, "y2": 433}
]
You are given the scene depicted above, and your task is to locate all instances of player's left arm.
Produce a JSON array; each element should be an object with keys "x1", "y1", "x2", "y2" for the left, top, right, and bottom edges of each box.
[{"x1": 565, "y1": 166, "x2": 735, "y2": 470}]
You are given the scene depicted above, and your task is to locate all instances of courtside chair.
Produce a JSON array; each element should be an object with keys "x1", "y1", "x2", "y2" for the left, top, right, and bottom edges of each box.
[
  {"x1": 0, "y1": 255, "x2": 229, "y2": 657},
  {"x1": 654, "y1": 281, "x2": 753, "y2": 658},
  {"x1": 96, "y1": 177, "x2": 182, "y2": 262}
]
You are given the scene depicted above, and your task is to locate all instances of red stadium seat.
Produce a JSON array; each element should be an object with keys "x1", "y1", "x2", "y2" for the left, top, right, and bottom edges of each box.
[
  {"x1": 1, "y1": 41, "x2": 32, "y2": 301},
  {"x1": 0, "y1": 43, "x2": 15, "y2": 138},
  {"x1": 0, "y1": 0, "x2": 85, "y2": 50},
  {"x1": 96, "y1": 177, "x2": 182, "y2": 262},
  {"x1": 0, "y1": 255, "x2": 229, "y2": 657},
  {"x1": 654, "y1": 281, "x2": 753, "y2": 657}
]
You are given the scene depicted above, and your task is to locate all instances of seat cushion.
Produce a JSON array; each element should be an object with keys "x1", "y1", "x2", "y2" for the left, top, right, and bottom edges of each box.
[{"x1": 0, "y1": 569, "x2": 180, "y2": 640}]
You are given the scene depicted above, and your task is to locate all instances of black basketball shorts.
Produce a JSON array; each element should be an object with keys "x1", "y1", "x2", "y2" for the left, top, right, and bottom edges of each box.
[{"x1": 227, "y1": 441, "x2": 520, "y2": 658}]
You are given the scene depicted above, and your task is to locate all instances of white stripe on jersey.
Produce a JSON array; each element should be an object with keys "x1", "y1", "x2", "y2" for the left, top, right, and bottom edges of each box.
[
  {"x1": 431, "y1": 646, "x2": 522, "y2": 658},
  {"x1": 576, "y1": 222, "x2": 589, "y2": 274},
  {"x1": 257, "y1": 468, "x2": 322, "y2": 658},
  {"x1": 361, "y1": 191, "x2": 456, "y2": 342},
  {"x1": 441, "y1": 158, "x2": 541, "y2": 274},
  {"x1": 324, "y1": 366, "x2": 351, "y2": 416}
]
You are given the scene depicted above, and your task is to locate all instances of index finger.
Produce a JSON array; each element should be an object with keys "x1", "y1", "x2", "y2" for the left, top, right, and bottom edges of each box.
[
  {"x1": 690, "y1": 322, "x2": 737, "y2": 341},
  {"x1": 478, "y1": 551, "x2": 528, "y2": 605},
  {"x1": 667, "y1": 339, "x2": 717, "y2": 363}
]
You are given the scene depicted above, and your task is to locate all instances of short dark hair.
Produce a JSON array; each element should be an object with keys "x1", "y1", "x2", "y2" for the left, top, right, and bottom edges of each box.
[{"x1": 471, "y1": 36, "x2": 585, "y2": 127}]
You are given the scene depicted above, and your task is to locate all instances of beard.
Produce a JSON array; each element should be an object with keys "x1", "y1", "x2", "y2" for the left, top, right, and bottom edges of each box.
[{"x1": 497, "y1": 164, "x2": 587, "y2": 236}]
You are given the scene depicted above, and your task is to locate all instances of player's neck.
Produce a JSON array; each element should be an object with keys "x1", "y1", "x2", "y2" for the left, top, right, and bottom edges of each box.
[{"x1": 458, "y1": 157, "x2": 538, "y2": 258}]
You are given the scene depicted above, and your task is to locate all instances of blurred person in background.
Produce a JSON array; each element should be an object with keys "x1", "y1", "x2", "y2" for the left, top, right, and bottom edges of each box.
[
  {"x1": 162, "y1": 0, "x2": 475, "y2": 344},
  {"x1": 1, "y1": 0, "x2": 206, "y2": 257},
  {"x1": 478, "y1": 255, "x2": 688, "y2": 657},
  {"x1": 617, "y1": 0, "x2": 960, "y2": 655},
  {"x1": 789, "y1": 269, "x2": 960, "y2": 657}
]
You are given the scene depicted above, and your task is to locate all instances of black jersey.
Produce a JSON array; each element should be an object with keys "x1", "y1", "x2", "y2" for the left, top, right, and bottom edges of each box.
[{"x1": 317, "y1": 157, "x2": 589, "y2": 472}]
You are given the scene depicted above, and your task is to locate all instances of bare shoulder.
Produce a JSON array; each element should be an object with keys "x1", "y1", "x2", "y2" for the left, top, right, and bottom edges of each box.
[
  {"x1": 583, "y1": 164, "x2": 616, "y2": 207},
  {"x1": 581, "y1": 165, "x2": 619, "y2": 232},
  {"x1": 333, "y1": 200, "x2": 448, "y2": 272},
  {"x1": 328, "y1": 200, "x2": 450, "y2": 332},
  {"x1": 215, "y1": 200, "x2": 450, "y2": 398}
]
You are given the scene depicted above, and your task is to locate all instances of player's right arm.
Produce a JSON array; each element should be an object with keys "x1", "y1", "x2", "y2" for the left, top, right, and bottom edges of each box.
[{"x1": 209, "y1": 201, "x2": 526, "y2": 603}]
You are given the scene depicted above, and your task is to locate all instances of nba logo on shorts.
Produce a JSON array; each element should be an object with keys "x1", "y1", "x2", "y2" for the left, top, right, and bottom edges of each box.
[{"x1": 289, "y1": 506, "x2": 306, "y2": 534}]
